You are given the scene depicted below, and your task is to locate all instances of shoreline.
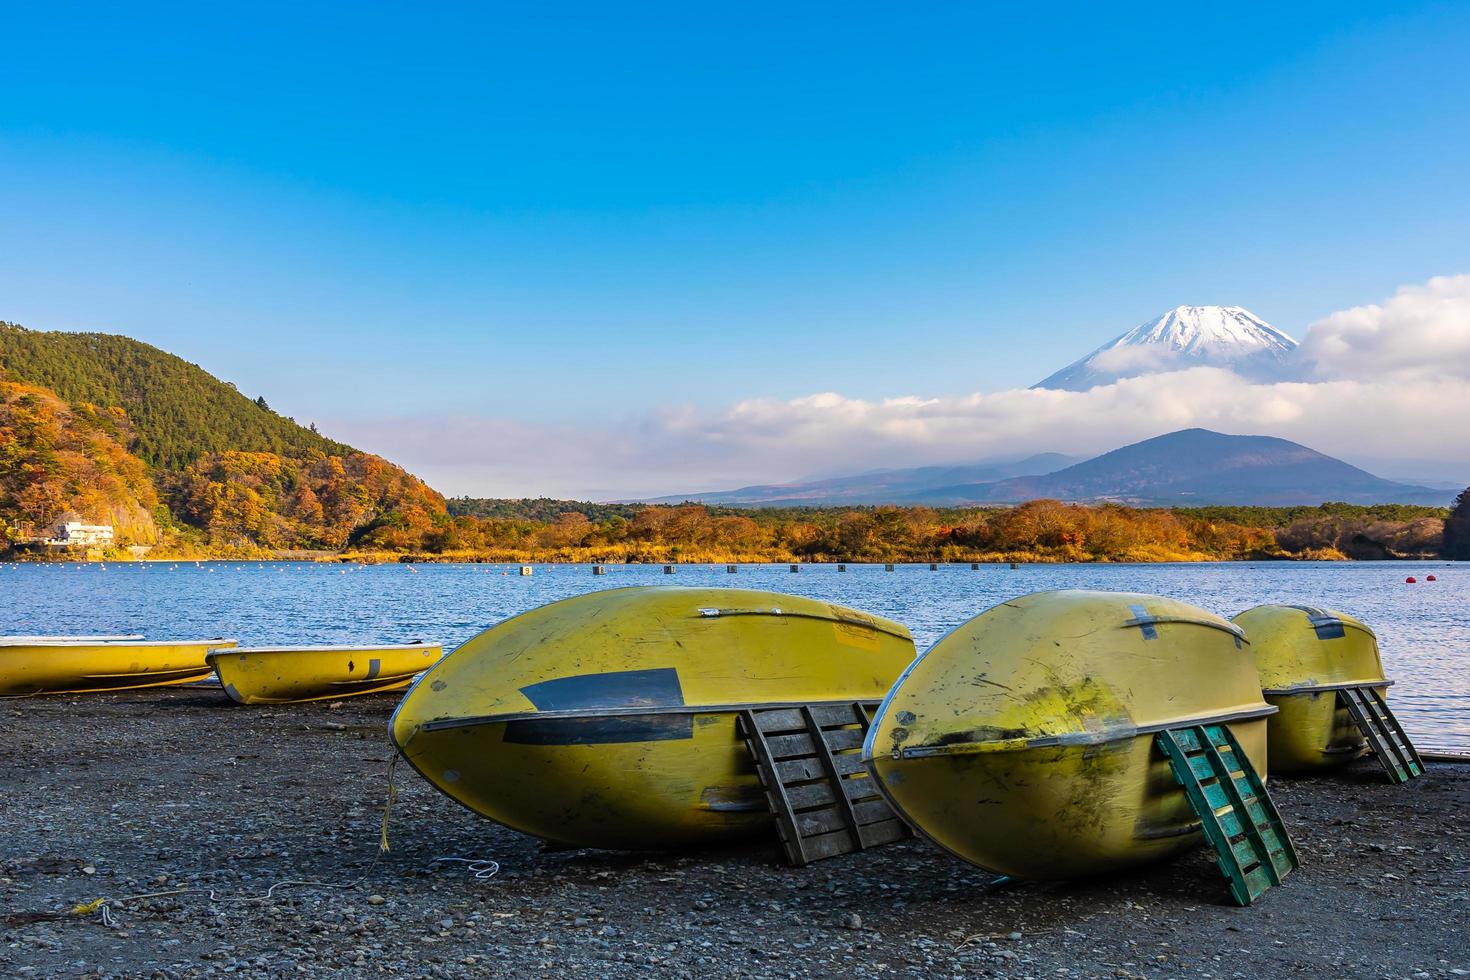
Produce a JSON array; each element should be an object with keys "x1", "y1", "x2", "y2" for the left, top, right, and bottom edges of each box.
[
  {"x1": 3, "y1": 553, "x2": 1459, "y2": 566},
  {"x1": 3, "y1": 689, "x2": 1466, "y2": 977}
]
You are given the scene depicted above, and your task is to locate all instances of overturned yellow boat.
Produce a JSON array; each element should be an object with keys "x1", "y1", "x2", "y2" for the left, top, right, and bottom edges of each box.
[
  {"x1": 864, "y1": 590, "x2": 1275, "y2": 879},
  {"x1": 0, "y1": 636, "x2": 237, "y2": 696},
  {"x1": 390, "y1": 586, "x2": 914, "y2": 849},
  {"x1": 209, "y1": 642, "x2": 443, "y2": 704},
  {"x1": 1234, "y1": 604, "x2": 1412, "y2": 776}
]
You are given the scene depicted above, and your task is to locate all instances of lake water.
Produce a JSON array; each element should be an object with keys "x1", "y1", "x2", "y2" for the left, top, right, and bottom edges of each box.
[{"x1": 3, "y1": 560, "x2": 1466, "y2": 751}]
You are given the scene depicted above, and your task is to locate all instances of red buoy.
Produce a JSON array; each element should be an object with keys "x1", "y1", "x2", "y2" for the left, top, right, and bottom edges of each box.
[
  {"x1": 1426, "y1": 574, "x2": 1437, "y2": 581},
  {"x1": 1405, "y1": 576, "x2": 1417, "y2": 584}
]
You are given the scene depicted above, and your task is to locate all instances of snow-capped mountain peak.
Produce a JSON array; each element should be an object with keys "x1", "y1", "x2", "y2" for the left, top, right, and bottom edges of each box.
[
  {"x1": 1121, "y1": 305, "x2": 1296, "y2": 355},
  {"x1": 1033, "y1": 305, "x2": 1298, "y2": 391}
]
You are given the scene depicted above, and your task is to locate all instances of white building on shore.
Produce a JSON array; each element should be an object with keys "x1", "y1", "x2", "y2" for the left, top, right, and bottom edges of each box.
[{"x1": 46, "y1": 515, "x2": 115, "y2": 548}]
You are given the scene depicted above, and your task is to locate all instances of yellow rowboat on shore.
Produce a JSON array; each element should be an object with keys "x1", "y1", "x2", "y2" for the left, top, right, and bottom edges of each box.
[
  {"x1": 389, "y1": 586, "x2": 915, "y2": 850},
  {"x1": 0, "y1": 637, "x2": 237, "y2": 696},
  {"x1": 1233, "y1": 604, "x2": 1397, "y2": 775},
  {"x1": 208, "y1": 642, "x2": 443, "y2": 704},
  {"x1": 864, "y1": 590, "x2": 1275, "y2": 880}
]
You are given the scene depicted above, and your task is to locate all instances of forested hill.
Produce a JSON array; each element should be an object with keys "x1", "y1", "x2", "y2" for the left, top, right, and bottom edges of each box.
[
  {"x1": 1, "y1": 320, "x2": 445, "y2": 555},
  {"x1": 0, "y1": 321, "x2": 353, "y2": 469}
]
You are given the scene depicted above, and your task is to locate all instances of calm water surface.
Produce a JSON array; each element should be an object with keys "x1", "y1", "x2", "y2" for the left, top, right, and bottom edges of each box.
[{"x1": 3, "y1": 560, "x2": 1465, "y2": 751}]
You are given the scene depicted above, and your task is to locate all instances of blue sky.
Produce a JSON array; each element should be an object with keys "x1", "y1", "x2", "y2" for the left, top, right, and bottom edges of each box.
[{"x1": 3, "y1": 3, "x2": 1469, "y2": 496}]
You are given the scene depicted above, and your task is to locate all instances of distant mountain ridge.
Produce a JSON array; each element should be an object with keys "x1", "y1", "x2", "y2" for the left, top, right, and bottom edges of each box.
[
  {"x1": 903, "y1": 429, "x2": 1449, "y2": 507},
  {"x1": 646, "y1": 430, "x2": 1451, "y2": 509},
  {"x1": 1034, "y1": 305, "x2": 1298, "y2": 390},
  {"x1": 644, "y1": 453, "x2": 1082, "y2": 507}
]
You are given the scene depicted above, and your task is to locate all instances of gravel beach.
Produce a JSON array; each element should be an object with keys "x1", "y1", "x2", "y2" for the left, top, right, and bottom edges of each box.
[{"x1": 3, "y1": 689, "x2": 1466, "y2": 978}]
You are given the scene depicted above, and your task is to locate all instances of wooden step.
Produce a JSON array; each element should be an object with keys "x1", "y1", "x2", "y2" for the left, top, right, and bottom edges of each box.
[
  {"x1": 1156, "y1": 724, "x2": 1298, "y2": 906},
  {"x1": 1339, "y1": 686, "x2": 1424, "y2": 784},
  {"x1": 738, "y1": 701, "x2": 910, "y2": 866}
]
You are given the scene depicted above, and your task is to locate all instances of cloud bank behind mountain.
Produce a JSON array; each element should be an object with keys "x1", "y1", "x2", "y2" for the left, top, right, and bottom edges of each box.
[{"x1": 329, "y1": 274, "x2": 1470, "y2": 499}]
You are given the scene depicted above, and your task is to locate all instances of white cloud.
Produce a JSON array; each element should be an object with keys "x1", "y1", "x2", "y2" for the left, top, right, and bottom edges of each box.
[
  {"x1": 330, "y1": 274, "x2": 1470, "y2": 499},
  {"x1": 1300, "y1": 273, "x2": 1470, "y2": 381},
  {"x1": 1087, "y1": 343, "x2": 1177, "y2": 374}
]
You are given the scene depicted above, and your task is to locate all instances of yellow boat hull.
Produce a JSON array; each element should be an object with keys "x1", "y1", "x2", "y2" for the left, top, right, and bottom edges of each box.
[
  {"x1": 864, "y1": 590, "x2": 1274, "y2": 879},
  {"x1": 208, "y1": 643, "x2": 443, "y2": 705},
  {"x1": 390, "y1": 586, "x2": 915, "y2": 850},
  {"x1": 1234, "y1": 604, "x2": 1389, "y2": 775},
  {"x1": 868, "y1": 726, "x2": 1269, "y2": 879},
  {"x1": 0, "y1": 638, "x2": 237, "y2": 696},
  {"x1": 1261, "y1": 688, "x2": 1379, "y2": 774}
]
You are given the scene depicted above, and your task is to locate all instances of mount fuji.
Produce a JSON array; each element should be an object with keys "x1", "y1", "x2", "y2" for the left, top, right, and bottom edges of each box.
[{"x1": 1034, "y1": 305, "x2": 1299, "y2": 391}]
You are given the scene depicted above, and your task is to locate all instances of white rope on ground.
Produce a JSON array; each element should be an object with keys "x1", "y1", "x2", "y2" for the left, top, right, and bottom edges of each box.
[
  {"x1": 68, "y1": 849, "x2": 390, "y2": 928},
  {"x1": 204, "y1": 848, "x2": 387, "y2": 905},
  {"x1": 426, "y1": 856, "x2": 501, "y2": 881}
]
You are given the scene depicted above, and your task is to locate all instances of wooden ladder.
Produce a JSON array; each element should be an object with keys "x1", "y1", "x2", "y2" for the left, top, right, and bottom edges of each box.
[
  {"x1": 1156, "y1": 724, "x2": 1298, "y2": 906},
  {"x1": 738, "y1": 702, "x2": 910, "y2": 866},
  {"x1": 1339, "y1": 686, "x2": 1425, "y2": 784}
]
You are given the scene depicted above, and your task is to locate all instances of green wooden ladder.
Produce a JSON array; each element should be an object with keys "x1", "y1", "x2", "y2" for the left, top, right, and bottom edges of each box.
[
  {"x1": 1156, "y1": 724, "x2": 1299, "y2": 906},
  {"x1": 1339, "y1": 686, "x2": 1425, "y2": 784}
]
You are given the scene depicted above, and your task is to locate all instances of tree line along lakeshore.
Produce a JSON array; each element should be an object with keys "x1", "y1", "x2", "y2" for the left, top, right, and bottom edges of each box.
[
  {"x1": 335, "y1": 496, "x2": 1465, "y2": 564},
  {"x1": 20, "y1": 497, "x2": 1452, "y2": 565}
]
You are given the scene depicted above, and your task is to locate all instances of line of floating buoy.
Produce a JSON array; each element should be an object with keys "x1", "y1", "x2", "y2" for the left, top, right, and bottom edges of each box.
[{"x1": 1406, "y1": 576, "x2": 1417, "y2": 584}]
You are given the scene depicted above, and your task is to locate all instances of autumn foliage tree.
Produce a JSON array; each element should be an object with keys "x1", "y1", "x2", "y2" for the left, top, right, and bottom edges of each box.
[
  {"x1": 0, "y1": 379, "x2": 159, "y2": 544},
  {"x1": 171, "y1": 449, "x2": 447, "y2": 550}
]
